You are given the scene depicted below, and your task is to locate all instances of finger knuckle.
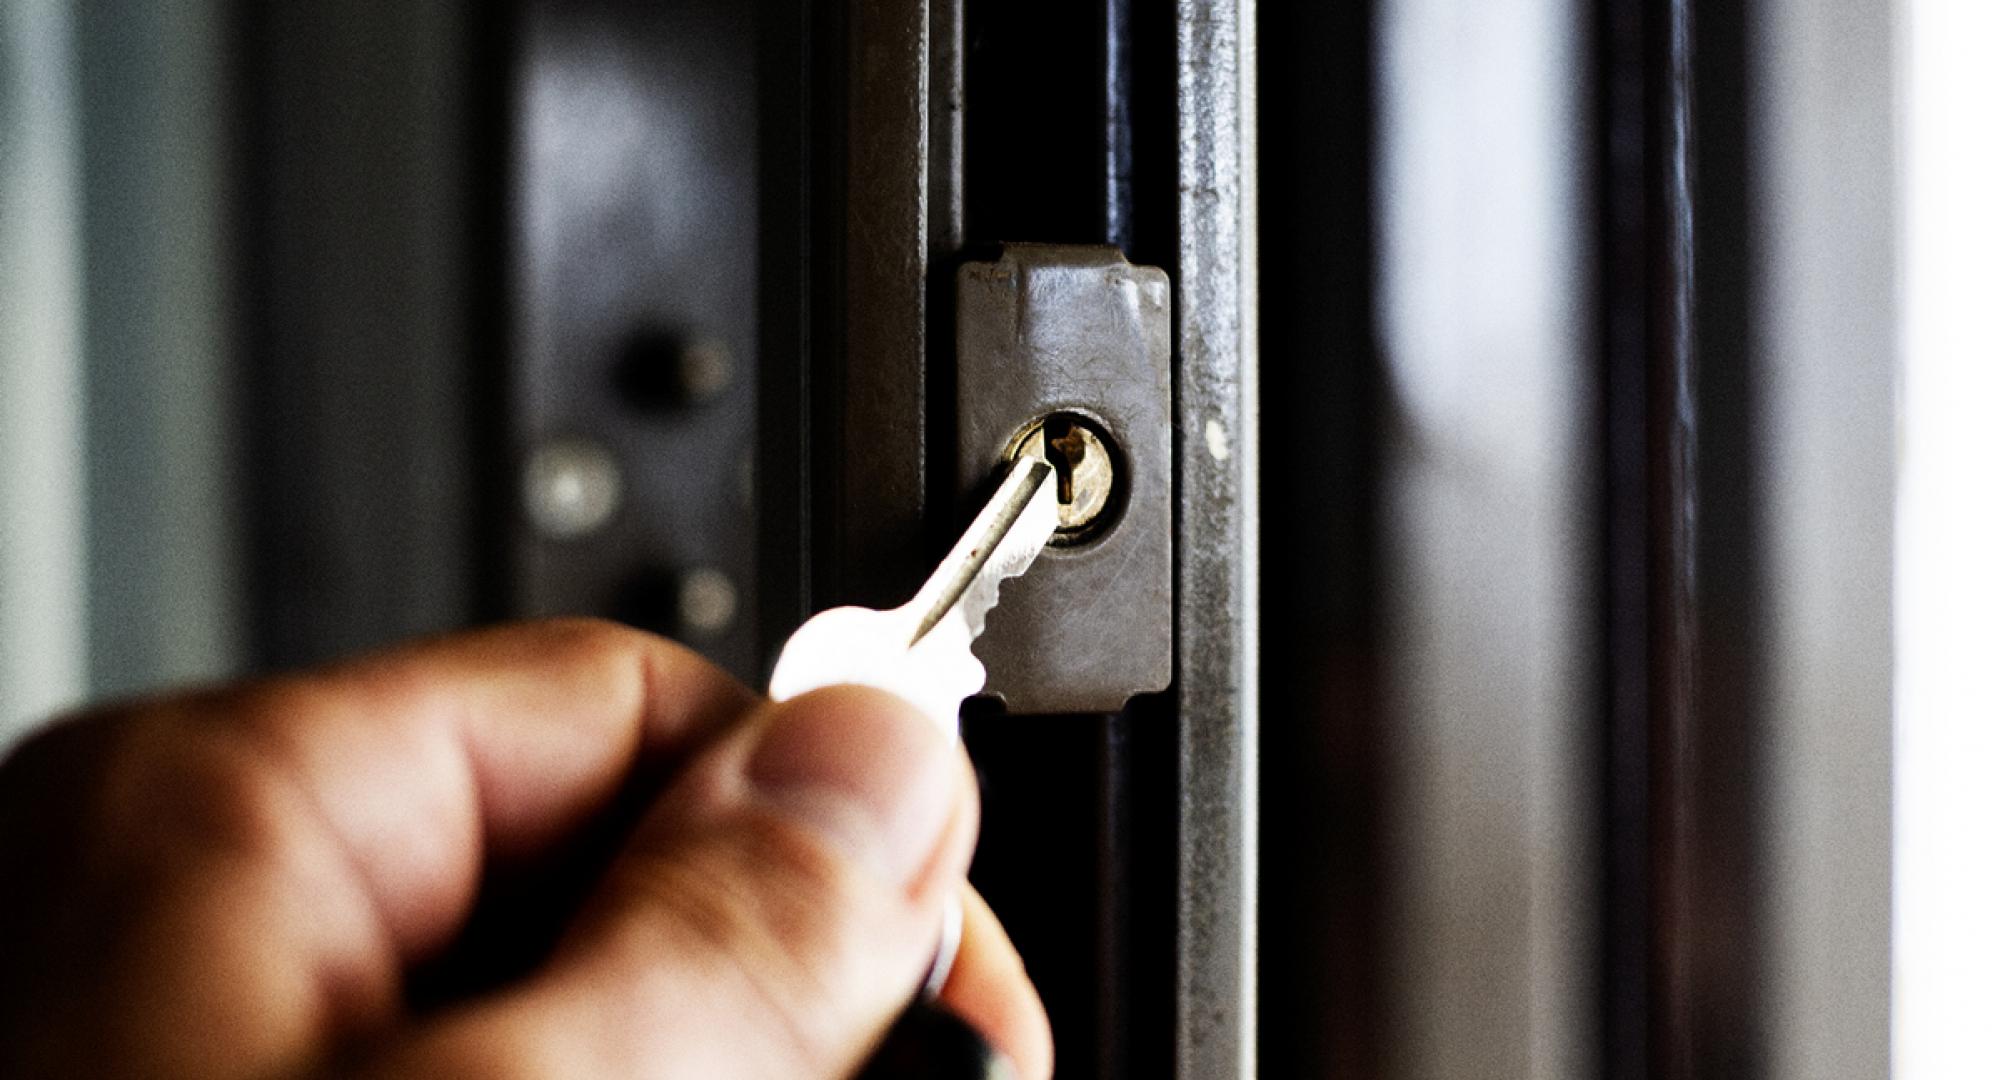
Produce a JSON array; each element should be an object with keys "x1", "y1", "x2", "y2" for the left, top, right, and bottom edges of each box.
[{"x1": 532, "y1": 616, "x2": 662, "y2": 659}]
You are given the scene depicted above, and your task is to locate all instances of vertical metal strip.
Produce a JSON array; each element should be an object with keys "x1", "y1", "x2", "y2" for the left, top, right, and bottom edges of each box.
[
  {"x1": 1598, "y1": 0, "x2": 1698, "y2": 1075},
  {"x1": 927, "y1": 0, "x2": 964, "y2": 256},
  {"x1": 832, "y1": 0, "x2": 932, "y2": 609},
  {"x1": 1652, "y1": 6, "x2": 1698, "y2": 1073},
  {"x1": 1685, "y1": 0, "x2": 1775, "y2": 1073},
  {"x1": 1103, "y1": 0, "x2": 1135, "y2": 253},
  {"x1": 1596, "y1": 0, "x2": 1652, "y2": 1066},
  {"x1": 1174, "y1": 2, "x2": 1258, "y2": 1076}
]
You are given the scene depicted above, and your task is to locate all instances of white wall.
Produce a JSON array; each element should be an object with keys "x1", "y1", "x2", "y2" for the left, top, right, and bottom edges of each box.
[
  {"x1": 0, "y1": 0, "x2": 238, "y2": 744},
  {"x1": 1752, "y1": 0, "x2": 1888, "y2": 1072},
  {"x1": 1754, "y1": 1, "x2": 1898, "y2": 1077},
  {"x1": 0, "y1": 0, "x2": 89, "y2": 742},
  {"x1": 1894, "y1": 2, "x2": 2000, "y2": 1073}
]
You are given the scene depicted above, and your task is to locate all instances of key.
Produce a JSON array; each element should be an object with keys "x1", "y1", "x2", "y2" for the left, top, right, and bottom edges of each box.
[
  {"x1": 766, "y1": 455, "x2": 1057, "y2": 1012},
  {"x1": 769, "y1": 455, "x2": 1060, "y2": 738}
]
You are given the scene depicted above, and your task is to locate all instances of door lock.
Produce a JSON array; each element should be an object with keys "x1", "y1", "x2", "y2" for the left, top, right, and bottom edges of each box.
[{"x1": 957, "y1": 245, "x2": 1174, "y2": 713}]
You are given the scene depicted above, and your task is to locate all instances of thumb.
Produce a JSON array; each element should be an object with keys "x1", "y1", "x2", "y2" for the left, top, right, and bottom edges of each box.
[{"x1": 363, "y1": 686, "x2": 976, "y2": 1080}]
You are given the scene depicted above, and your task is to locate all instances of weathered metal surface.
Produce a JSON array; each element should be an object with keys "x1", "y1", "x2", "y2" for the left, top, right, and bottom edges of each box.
[
  {"x1": 829, "y1": 0, "x2": 935, "y2": 612},
  {"x1": 956, "y1": 244, "x2": 1173, "y2": 714},
  {"x1": 1173, "y1": 2, "x2": 1259, "y2": 1076}
]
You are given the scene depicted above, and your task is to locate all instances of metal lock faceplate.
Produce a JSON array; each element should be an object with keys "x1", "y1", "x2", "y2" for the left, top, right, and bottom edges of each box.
[{"x1": 956, "y1": 244, "x2": 1173, "y2": 712}]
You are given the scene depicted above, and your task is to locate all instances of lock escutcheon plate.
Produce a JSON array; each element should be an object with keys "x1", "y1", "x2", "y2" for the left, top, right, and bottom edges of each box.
[{"x1": 956, "y1": 244, "x2": 1174, "y2": 713}]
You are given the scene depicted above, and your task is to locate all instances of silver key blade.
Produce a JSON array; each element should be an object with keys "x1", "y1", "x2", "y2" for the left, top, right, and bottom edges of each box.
[{"x1": 905, "y1": 457, "x2": 1057, "y2": 647}]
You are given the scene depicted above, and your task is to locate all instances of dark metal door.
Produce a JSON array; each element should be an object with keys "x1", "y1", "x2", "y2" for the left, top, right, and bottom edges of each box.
[{"x1": 242, "y1": 3, "x2": 1259, "y2": 1077}]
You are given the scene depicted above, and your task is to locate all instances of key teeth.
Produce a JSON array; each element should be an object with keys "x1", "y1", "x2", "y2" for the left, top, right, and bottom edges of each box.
[{"x1": 956, "y1": 474, "x2": 1059, "y2": 643}]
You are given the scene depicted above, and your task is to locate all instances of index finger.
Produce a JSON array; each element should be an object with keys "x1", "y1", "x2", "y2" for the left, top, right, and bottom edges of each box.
[
  {"x1": 212, "y1": 618, "x2": 757, "y2": 958},
  {"x1": 0, "y1": 619, "x2": 755, "y2": 1076}
]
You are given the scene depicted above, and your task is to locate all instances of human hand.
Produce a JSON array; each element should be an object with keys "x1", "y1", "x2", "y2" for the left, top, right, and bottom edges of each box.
[{"x1": 0, "y1": 620, "x2": 1052, "y2": 1079}]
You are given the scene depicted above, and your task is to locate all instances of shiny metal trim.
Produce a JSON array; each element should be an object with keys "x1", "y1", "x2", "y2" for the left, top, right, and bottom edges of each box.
[{"x1": 1174, "y1": 1, "x2": 1258, "y2": 1075}]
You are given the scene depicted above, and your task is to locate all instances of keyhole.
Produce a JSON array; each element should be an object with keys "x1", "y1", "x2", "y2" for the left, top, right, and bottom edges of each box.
[
  {"x1": 1005, "y1": 411, "x2": 1121, "y2": 545},
  {"x1": 1043, "y1": 416, "x2": 1083, "y2": 506}
]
